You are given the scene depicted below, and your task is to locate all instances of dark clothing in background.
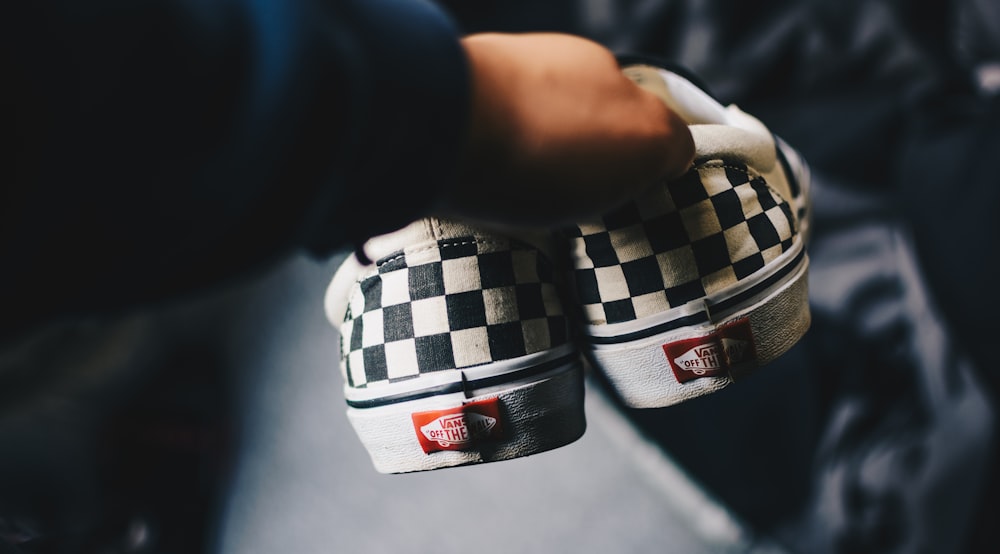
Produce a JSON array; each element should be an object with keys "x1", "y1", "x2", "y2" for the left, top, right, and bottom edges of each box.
[
  {"x1": 3, "y1": 3, "x2": 470, "y2": 548},
  {"x1": 2, "y1": 0, "x2": 469, "y2": 340}
]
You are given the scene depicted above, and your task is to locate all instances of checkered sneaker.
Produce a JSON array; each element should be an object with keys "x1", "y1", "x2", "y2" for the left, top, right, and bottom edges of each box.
[
  {"x1": 564, "y1": 61, "x2": 812, "y2": 409},
  {"x1": 568, "y1": 159, "x2": 797, "y2": 326},
  {"x1": 327, "y1": 218, "x2": 585, "y2": 473},
  {"x1": 340, "y1": 235, "x2": 570, "y2": 387}
]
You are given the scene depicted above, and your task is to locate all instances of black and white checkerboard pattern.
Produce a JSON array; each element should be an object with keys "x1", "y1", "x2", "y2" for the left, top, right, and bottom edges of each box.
[
  {"x1": 567, "y1": 159, "x2": 797, "y2": 325},
  {"x1": 340, "y1": 236, "x2": 569, "y2": 388}
]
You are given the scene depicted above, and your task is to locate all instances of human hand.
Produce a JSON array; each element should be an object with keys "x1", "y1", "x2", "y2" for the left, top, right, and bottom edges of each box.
[{"x1": 445, "y1": 32, "x2": 694, "y2": 226}]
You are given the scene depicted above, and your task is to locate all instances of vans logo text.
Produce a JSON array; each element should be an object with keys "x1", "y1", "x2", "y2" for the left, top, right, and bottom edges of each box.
[
  {"x1": 411, "y1": 398, "x2": 505, "y2": 454},
  {"x1": 675, "y1": 344, "x2": 724, "y2": 374},
  {"x1": 420, "y1": 412, "x2": 496, "y2": 448},
  {"x1": 661, "y1": 319, "x2": 759, "y2": 383}
]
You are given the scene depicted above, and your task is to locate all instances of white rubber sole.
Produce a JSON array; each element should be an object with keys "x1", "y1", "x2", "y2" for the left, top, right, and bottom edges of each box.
[
  {"x1": 587, "y1": 246, "x2": 810, "y2": 409},
  {"x1": 345, "y1": 348, "x2": 586, "y2": 473}
]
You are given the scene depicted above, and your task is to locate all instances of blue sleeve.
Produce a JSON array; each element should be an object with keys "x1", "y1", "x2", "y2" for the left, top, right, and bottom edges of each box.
[{"x1": 1, "y1": 0, "x2": 470, "y2": 332}]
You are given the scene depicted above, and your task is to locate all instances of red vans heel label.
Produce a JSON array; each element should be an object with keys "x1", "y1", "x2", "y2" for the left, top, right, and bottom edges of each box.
[
  {"x1": 662, "y1": 318, "x2": 758, "y2": 383},
  {"x1": 411, "y1": 398, "x2": 505, "y2": 454}
]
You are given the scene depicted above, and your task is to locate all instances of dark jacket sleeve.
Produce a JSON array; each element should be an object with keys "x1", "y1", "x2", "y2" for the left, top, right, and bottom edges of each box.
[{"x1": 1, "y1": 0, "x2": 470, "y2": 335}]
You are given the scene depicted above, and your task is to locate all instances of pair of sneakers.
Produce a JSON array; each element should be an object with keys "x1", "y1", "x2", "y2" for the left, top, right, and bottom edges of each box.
[{"x1": 324, "y1": 62, "x2": 812, "y2": 473}]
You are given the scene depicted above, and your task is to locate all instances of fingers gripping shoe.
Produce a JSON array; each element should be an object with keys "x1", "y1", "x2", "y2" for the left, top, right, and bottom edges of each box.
[
  {"x1": 326, "y1": 218, "x2": 585, "y2": 473},
  {"x1": 564, "y1": 63, "x2": 811, "y2": 408}
]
